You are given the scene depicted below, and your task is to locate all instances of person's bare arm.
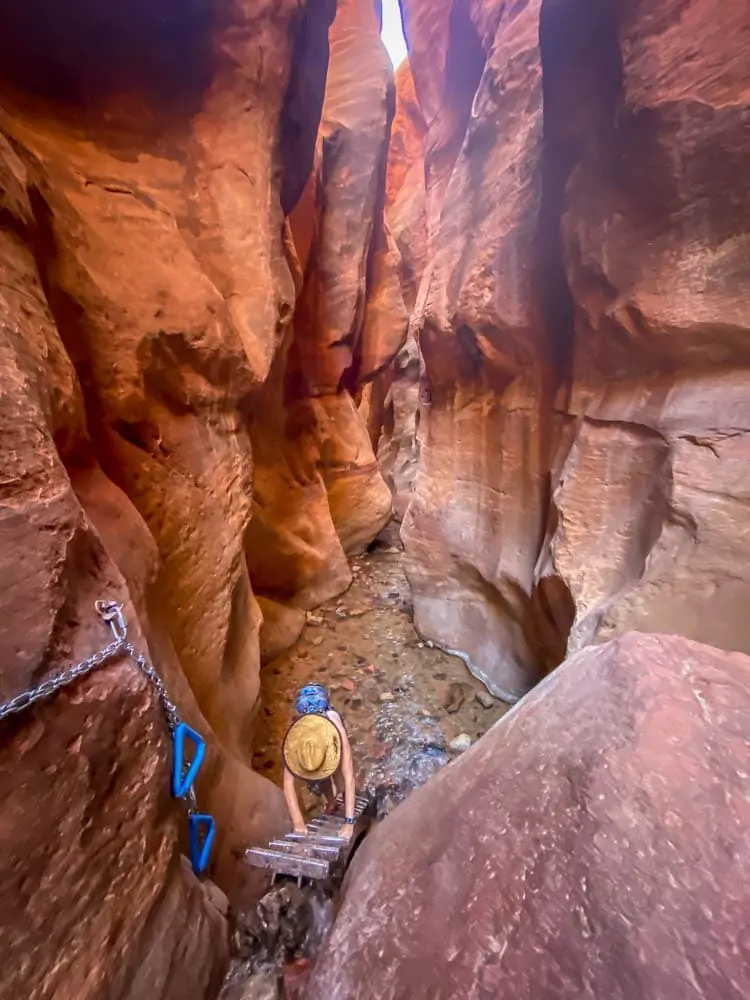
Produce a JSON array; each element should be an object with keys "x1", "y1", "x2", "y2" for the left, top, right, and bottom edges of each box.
[
  {"x1": 329, "y1": 711, "x2": 356, "y2": 840},
  {"x1": 283, "y1": 766, "x2": 307, "y2": 835}
]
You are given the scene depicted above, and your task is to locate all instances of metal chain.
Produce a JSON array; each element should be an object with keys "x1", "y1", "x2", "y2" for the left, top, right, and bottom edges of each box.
[
  {"x1": 0, "y1": 599, "x2": 212, "y2": 872},
  {"x1": 123, "y1": 642, "x2": 182, "y2": 734},
  {"x1": 0, "y1": 637, "x2": 126, "y2": 722},
  {"x1": 0, "y1": 600, "x2": 183, "y2": 736}
]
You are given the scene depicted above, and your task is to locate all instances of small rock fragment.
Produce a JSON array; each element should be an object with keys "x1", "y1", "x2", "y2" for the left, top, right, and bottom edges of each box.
[
  {"x1": 443, "y1": 682, "x2": 466, "y2": 714},
  {"x1": 343, "y1": 678, "x2": 356, "y2": 692},
  {"x1": 284, "y1": 958, "x2": 312, "y2": 1000},
  {"x1": 311, "y1": 636, "x2": 324, "y2": 647},
  {"x1": 306, "y1": 614, "x2": 325, "y2": 627},
  {"x1": 449, "y1": 733, "x2": 473, "y2": 752},
  {"x1": 379, "y1": 691, "x2": 395, "y2": 703},
  {"x1": 475, "y1": 690, "x2": 495, "y2": 710}
]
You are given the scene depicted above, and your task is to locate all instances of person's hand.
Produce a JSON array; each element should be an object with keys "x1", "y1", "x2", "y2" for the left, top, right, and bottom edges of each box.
[
  {"x1": 337, "y1": 822, "x2": 354, "y2": 841},
  {"x1": 294, "y1": 823, "x2": 308, "y2": 836}
]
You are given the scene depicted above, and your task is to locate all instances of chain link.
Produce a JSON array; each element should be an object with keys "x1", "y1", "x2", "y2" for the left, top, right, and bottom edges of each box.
[{"x1": 124, "y1": 642, "x2": 182, "y2": 734}]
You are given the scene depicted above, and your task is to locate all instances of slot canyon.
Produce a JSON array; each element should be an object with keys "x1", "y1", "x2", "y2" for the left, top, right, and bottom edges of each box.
[{"x1": 0, "y1": 0, "x2": 748, "y2": 998}]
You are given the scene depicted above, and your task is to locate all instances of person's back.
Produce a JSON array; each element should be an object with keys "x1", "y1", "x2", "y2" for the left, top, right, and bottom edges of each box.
[{"x1": 282, "y1": 684, "x2": 356, "y2": 839}]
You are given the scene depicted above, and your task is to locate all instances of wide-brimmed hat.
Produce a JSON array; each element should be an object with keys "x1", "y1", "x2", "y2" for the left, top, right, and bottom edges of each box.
[{"x1": 283, "y1": 714, "x2": 341, "y2": 781}]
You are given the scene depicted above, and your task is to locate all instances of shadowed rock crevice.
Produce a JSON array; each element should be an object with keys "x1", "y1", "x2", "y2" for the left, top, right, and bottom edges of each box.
[
  {"x1": 526, "y1": 0, "x2": 625, "y2": 667},
  {"x1": 537, "y1": 0, "x2": 623, "y2": 396},
  {"x1": 430, "y1": 0, "x2": 486, "y2": 200},
  {"x1": 0, "y1": 0, "x2": 217, "y2": 138},
  {"x1": 278, "y1": 0, "x2": 338, "y2": 215}
]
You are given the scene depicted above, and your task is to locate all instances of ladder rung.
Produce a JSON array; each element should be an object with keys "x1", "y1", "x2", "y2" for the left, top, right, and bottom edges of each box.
[
  {"x1": 244, "y1": 847, "x2": 330, "y2": 878},
  {"x1": 269, "y1": 839, "x2": 340, "y2": 858}
]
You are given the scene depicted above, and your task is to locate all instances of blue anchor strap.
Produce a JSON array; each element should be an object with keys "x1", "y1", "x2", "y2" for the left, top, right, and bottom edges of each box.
[
  {"x1": 172, "y1": 722, "x2": 207, "y2": 799},
  {"x1": 170, "y1": 723, "x2": 215, "y2": 874},
  {"x1": 189, "y1": 814, "x2": 216, "y2": 875},
  {"x1": 0, "y1": 599, "x2": 217, "y2": 879}
]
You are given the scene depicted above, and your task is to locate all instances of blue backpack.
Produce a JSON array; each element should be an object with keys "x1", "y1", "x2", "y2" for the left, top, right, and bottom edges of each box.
[{"x1": 295, "y1": 684, "x2": 330, "y2": 716}]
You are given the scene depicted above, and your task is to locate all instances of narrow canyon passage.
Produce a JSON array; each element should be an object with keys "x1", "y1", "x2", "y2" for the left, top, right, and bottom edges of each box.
[
  {"x1": 0, "y1": 0, "x2": 749, "y2": 998},
  {"x1": 252, "y1": 526, "x2": 509, "y2": 810},
  {"x1": 222, "y1": 526, "x2": 511, "y2": 1000}
]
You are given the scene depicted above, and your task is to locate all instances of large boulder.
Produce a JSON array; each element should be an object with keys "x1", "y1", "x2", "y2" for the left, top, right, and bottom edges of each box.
[{"x1": 307, "y1": 632, "x2": 750, "y2": 1000}]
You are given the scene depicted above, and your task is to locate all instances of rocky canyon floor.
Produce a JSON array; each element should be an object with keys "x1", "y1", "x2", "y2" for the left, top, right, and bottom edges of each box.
[{"x1": 252, "y1": 525, "x2": 510, "y2": 811}]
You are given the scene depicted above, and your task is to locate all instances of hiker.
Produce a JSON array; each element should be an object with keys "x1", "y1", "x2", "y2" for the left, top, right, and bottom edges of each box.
[{"x1": 282, "y1": 684, "x2": 356, "y2": 841}]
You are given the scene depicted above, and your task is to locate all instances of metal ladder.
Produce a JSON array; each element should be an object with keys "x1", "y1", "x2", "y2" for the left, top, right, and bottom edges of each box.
[{"x1": 244, "y1": 794, "x2": 370, "y2": 880}]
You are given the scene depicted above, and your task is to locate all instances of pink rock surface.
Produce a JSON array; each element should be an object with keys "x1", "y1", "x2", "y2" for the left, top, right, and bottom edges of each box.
[
  {"x1": 398, "y1": 0, "x2": 750, "y2": 697},
  {"x1": 308, "y1": 632, "x2": 750, "y2": 1000}
]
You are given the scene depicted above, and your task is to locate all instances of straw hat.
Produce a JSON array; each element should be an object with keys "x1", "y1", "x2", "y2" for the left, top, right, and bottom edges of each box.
[{"x1": 283, "y1": 714, "x2": 341, "y2": 781}]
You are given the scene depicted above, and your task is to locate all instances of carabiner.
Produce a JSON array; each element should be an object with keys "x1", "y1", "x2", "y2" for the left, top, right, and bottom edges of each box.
[
  {"x1": 172, "y1": 722, "x2": 206, "y2": 798},
  {"x1": 188, "y1": 813, "x2": 215, "y2": 875},
  {"x1": 94, "y1": 600, "x2": 128, "y2": 642}
]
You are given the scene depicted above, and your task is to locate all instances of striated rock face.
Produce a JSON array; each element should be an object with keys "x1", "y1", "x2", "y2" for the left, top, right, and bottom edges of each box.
[
  {"x1": 287, "y1": 0, "x2": 405, "y2": 549},
  {"x1": 548, "y1": 0, "x2": 750, "y2": 658},
  {"x1": 0, "y1": 190, "x2": 229, "y2": 997},
  {"x1": 400, "y1": 0, "x2": 552, "y2": 700},
  {"x1": 248, "y1": 0, "x2": 404, "y2": 661},
  {"x1": 0, "y1": 0, "x2": 400, "y2": 995},
  {"x1": 308, "y1": 632, "x2": 750, "y2": 1000},
  {"x1": 367, "y1": 61, "x2": 427, "y2": 520},
  {"x1": 399, "y1": 0, "x2": 750, "y2": 698}
]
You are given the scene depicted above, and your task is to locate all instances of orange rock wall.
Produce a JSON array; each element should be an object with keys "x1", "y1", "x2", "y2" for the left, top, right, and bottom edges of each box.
[
  {"x1": 249, "y1": 0, "x2": 405, "y2": 655},
  {"x1": 370, "y1": 61, "x2": 427, "y2": 520},
  {"x1": 399, "y1": 0, "x2": 750, "y2": 699},
  {"x1": 0, "y1": 0, "x2": 402, "y2": 996}
]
